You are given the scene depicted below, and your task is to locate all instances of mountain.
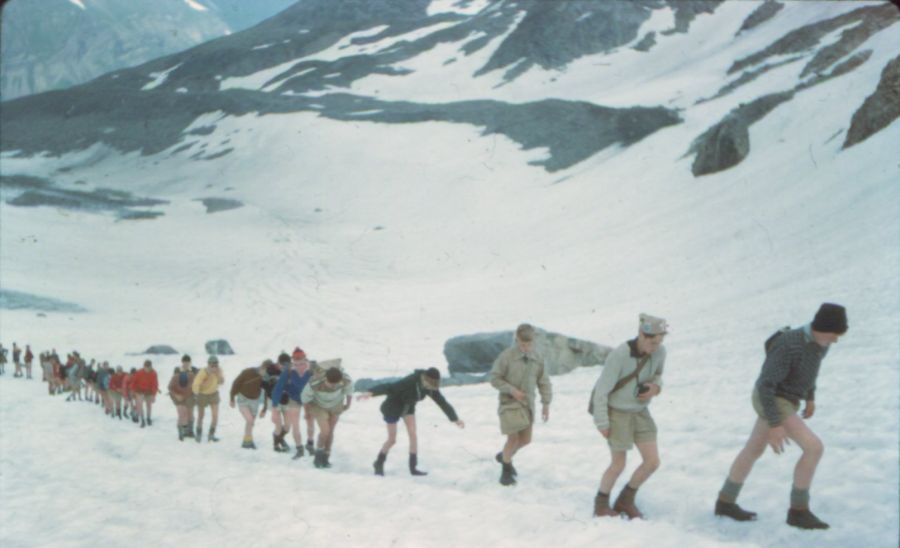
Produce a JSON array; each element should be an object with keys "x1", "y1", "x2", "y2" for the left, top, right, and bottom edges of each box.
[
  {"x1": 0, "y1": 0, "x2": 296, "y2": 100},
  {"x1": 0, "y1": 2, "x2": 898, "y2": 544}
]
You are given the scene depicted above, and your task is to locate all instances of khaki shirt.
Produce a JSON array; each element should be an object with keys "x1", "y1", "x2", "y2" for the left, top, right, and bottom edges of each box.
[{"x1": 490, "y1": 346, "x2": 552, "y2": 414}]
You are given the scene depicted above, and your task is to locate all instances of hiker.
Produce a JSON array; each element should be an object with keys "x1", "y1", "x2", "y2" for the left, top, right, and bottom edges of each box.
[
  {"x1": 12, "y1": 343, "x2": 22, "y2": 377},
  {"x1": 715, "y1": 303, "x2": 848, "y2": 530},
  {"x1": 265, "y1": 353, "x2": 291, "y2": 452},
  {"x1": 301, "y1": 363, "x2": 354, "y2": 469},
  {"x1": 0, "y1": 343, "x2": 6, "y2": 375},
  {"x1": 122, "y1": 368, "x2": 136, "y2": 420},
  {"x1": 271, "y1": 348, "x2": 314, "y2": 458},
  {"x1": 97, "y1": 363, "x2": 112, "y2": 413},
  {"x1": 24, "y1": 345, "x2": 34, "y2": 379},
  {"x1": 65, "y1": 356, "x2": 84, "y2": 402},
  {"x1": 192, "y1": 355, "x2": 225, "y2": 442},
  {"x1": 490, "y1": 323, "x2": 552, "y2": 486},
  {"x1": 358, "y1": 367, "x2": 464, "y2": 476},
  {"x1": 109, "y1": 366, "x2": 127, "y2": 418},
  {"x1": 169, "y1": 355, "x2": 197, "y2": 441},
  {"x1": 590, "y1": 314, "x2": 668, "y2": 519},
  {"x1": 133, "y1": 360, "x2": 159, "y2": 427},
  {"x1": 230, "y1": 359, "x2": 270, "y2": 449}
]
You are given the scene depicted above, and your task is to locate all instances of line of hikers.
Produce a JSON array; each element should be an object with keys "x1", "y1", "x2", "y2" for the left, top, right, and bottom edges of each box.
[{"x1": 2, "y1": 302, "x2": 847, "y2": 531}]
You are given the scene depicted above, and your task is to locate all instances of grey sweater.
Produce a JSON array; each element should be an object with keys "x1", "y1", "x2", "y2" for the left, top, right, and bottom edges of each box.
[
  {"x1": 755, "y1": 324, "x2": 828, "y2": 427},
  {"x1": 591, "y1": 339, "x2": 665, "y2": 431}
]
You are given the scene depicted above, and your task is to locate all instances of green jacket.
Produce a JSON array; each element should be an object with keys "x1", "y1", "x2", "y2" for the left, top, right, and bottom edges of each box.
[{"x1": 490, "y1": 346, "x2": 552, "y2": 414}]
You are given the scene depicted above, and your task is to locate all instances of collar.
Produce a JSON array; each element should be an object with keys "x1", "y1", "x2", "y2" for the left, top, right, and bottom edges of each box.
[
  {"x1": 627, "y1": 338, "x2": 646, "y2": 358},
  {"x1": 802, "y1": 324, "x2": 815, "y2": 343}
]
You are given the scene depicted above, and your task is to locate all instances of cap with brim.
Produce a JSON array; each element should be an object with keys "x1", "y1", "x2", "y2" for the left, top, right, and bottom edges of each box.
[
  {"x1": 639, "y1": 313, "x2": 668, "y2": 336},
  {"x1": 208, "y1": 355, "x2": 219, "y2": 365}
]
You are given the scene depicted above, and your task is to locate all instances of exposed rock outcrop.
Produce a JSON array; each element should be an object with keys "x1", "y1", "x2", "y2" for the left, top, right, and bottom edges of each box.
[{"x1": 844, "y1": 55, "x2": 900, "y2": 149}]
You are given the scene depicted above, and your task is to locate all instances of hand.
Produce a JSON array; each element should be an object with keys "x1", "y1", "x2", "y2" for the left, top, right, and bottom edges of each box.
[
  {"x1": 356, "y1": 392, "x2": 372, "y2": 401},
  {"x1": 767, "y1": 425, "x2": 790, "y2": 454},
  {"x1": 455, "y1": 420, "x2": 465, "y2": 429},
  {"x1": 802, "y1": 400, "x2": 815, "y2": 419},
  {"x1": 510, "y1": 388, "x2": 526, "y2": 402},
  {"x1": 637, "y1": 383, "x2": 660, "y2": 401},
  {"x1": 541, "y1": 404, "x2": 550, "y2": 422},
  {"x1": 229, "y1": 401, "x2": 235, "y2": 409},
  {"x1": 599, "y1": 427, "x2": 610, "y2": 439}
]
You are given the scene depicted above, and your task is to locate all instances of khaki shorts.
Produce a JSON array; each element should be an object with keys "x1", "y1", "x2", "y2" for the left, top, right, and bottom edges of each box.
[
  {"x1": 499, "y1": 406, "x2": 533, "y2": 435},
  {"x1": 307, "y1": 403, "x2": 343, "y2": 422},
  {"x1": 286, "y1": 399, "x2": 304, "y2": 410},
  {"x1": 111, "y1": 392, "x2": 122, "y2": 403},
  {"x1": 752, "y1": 389, "x2": 799, "y2": 423},
  {"x1": 607, "y1": 407, "x2": 657, "y2": 452},
  {"x1": 196, "y1": 392, "x2": 220, "y2": 408},
  {"x1": 236, "y1": 394, "x2": 262, "y2": 416}
]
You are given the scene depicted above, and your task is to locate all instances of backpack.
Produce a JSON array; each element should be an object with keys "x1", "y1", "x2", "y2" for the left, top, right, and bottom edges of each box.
[{"x1": 764, "y1": 326, "x2": 791, "y2": 354}]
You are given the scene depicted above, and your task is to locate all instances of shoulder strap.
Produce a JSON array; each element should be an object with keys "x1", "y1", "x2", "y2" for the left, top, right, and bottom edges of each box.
[{"x1": 611, "y1": 354, "x2": 652, "y2": 395}]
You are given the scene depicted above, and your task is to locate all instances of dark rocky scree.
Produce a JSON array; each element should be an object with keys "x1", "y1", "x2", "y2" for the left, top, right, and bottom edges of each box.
[
  {"x1": 196, "y1": 197, "x2": 244, "y2": 213},
  {"x1": 142, "y1": 345, "x2": 179, "y2": 355},
  {"x1": 843, "y1": 54, "x2": 900, "y2": 149},
  {"x1": 0, "y1": 174, "x2": 167, "y2": 219},
  {"x1": 736, "y1": 0, "x2": 784, "y2": 35},
  {"x1": 205, "y1": 339, "x2": 234, "y2": 355},
  {"x1": 0, "y1": 289, "x2": 87, "y2": 313}
]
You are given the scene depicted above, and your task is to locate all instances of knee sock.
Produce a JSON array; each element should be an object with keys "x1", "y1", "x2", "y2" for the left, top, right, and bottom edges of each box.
[
  {"x1": 719, "y1": 479, "x2": 744, "y2": 503},
  {"x1": 790, "y1": 486, "x2": 810, "y2": 509}
]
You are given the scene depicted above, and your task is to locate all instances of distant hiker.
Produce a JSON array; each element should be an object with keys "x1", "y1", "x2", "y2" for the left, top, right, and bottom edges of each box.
[
  {"x1": 192, "y1": 355, "x2": 225, "y2": 442},
  {"x1": 169, "y1": 355, "x2": 197, "y2": 441},
  {"x1": 24, "y1": 345, "x2": 34, "y2": 379},
  {"x1": 78, "y1": 360, "x2": 93, "y2": 402},
  {"x1": 265, "y1": 353, "x2": 291, "y2": 452},
  {"x1": 230, "y1": 359, "x2": 270, "y2": 449},
  {"x1": 133, "y1": 360, "x2": 159, "y2": 427},
  {"x1": 272, "y1": 348, "x2": 314, "y2": 458},
  {"x1": 490, "y1": 323, "x2": 552, "y2": 486},
  {"x1": 590, "y1": 314, "x2": 668, "y2": 519},
  {"x1": 0, "y1": 343, "x2": 7, "y2": 375},
  {"x1": 715, "y1": 303, "x2": 848, "y2": 530},
  {"x1": 358, "y1": 367, "x2": 464, "y2": 476},
  {"x1": 122, "y1": 368, "x2": 136, "y2": 420},
  {"x1": 301, "y1": 363, "x2": 354, "y2": 469},
  {"x1": 65, "y1": 356, "x2": 84, "y2": 402},
  {"x1": 12, "y1": 343, "x2": 22, "y2": 377},
  {"x1": 109, "y1": 366, "x2": 127, "y2": 418},
  {"x1": 97, "y1": 363, "x2": 113, "y2": 413}
]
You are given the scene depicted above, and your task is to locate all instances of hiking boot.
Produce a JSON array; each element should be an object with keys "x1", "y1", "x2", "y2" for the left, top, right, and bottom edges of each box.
[
  {"x1": 208, "y1": 428, "x2": 220, "y2": 443},
  {"x1": 242, "y1": 440, "x2": 256, "y2": 449},
  {"x1": 313, "y1": 449, "x2": 326, "y2": 469},
  {"x1": 140, "y1": 417, "x2": 146, "y2": 428},
  {"x1": 715, "y1": 499, "x2": 757, "y2": 522},
  {"x1": 132, "y1": 414, "x2": 139, "y2": 424},
  {"x1": 275, "y1": 432, "x2": 290, "y2": 452},
  {"x1": 594, "y1": 492, "x2": 618, "y2": 517},
  {"x1": 273, "y1": 433, "x2": 282, "y2": 452},
  {"x1": 195, "y1": 426, "x2": 203, "y2": 443},
  {"x1": 613, "y1": 485, "x2": 644, "y2": 520},
  {"x1": 499, "y1": 462, "x2": 516, "y2": 486},
  {"x1": 116, "y1": 410, "x2": 122, "y2": 419},
  {"x1": 373, "y1": 452, "x2": 387, "y2": 476},
  {"x1": 186, "y1": 423, "x2": 195, "y2": 438},
  {"x1": 147, "y1": 417, "x2": 152, "y2": 426},
  {"x1": 306, "y1": 440, "x2": 315, "y2": 453},
  {"x1": 495, "y1": 452, "x2": 517, "y2": 477},
  {"x1": 178, "y1": 425, "x2": 185, "y2": 441},
  {"x1": 787, "y1": 508, "x2": 829, "y2": 530},
  {"x1": 292, "y1": 446, "x2": 305, "y2": 460},
  {"x1": 322, "y1": 451, "x2": 332, "y2": 468},
  {"x1": 409, "y1": 454, "x2": 427, "y2": 476}
]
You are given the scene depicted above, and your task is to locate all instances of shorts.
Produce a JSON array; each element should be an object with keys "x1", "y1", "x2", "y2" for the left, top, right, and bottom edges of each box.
[
  {"x1": 752, "y1": 388, "x2": 799, "y2": 423},
  {"x1": 271, "y1": 403, "x2": 289, "y2": 414},
  {"x1": 136, "y1": 392, "x2": 156, "y2": 404},
  {"x1": 286, "y1": 399, "x2": 304, "y2": 410},
  {"x1": 236, "y1": 394, "x2": 262, "y2": 415},
  {"x1": 111, "y1": 392, "x2": 123, "y2": 403},
  {"x1": 607, "y1": 407, "x2": 657, "y2": 452},
  {"x1": 196, "y1": 392, "x2": 220, "y2": 408},
  {"x1": 308, "y1": 403, "x2": 344, "y2": 422},
  {"x1": 499, "y1": 406, "x2": 533, "y2": 435}
]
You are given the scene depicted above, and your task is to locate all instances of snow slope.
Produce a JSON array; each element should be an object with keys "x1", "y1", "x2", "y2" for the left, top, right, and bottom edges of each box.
[{"x1": 0, "y1": 0, "x2": 898, "y2": 546}]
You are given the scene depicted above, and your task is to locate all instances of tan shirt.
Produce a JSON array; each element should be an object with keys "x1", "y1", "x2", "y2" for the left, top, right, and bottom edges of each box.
[{"x1": 490, "y1": 346, "x2": 552, "y2": 414}]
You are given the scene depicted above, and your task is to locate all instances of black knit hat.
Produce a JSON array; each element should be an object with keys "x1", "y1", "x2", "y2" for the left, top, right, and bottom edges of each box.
[{"x1": 811, "y1": 303, "x2": 848, "y2": 334}]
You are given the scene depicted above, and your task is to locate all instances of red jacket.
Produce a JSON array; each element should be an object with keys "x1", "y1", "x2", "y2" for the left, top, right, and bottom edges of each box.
[
  {"x1": 109, "y1": 372, "x2": 126, "y2": 391},
  {"x1": 122, "y1": 374, "x2": 133, "y2": 396},
  {"x1": 133, "y1": 369, "x2": 159, "y2": 394}
]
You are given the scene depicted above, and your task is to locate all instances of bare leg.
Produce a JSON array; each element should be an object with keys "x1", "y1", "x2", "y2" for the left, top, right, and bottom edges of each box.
[
  {"x1": 403, "y1": 415, "x2": 418, "y2": 454},
  {"x1": 326, "y1": 415, "x2": 340, "y2": 452},
  {"x1": 239, "y1": 406, "x2": 255, "y2": 439},
  {"x1": 628, "y1": 441, "x2": 660, "y2": 488},
  {"x1": 285, "y1": 408, "x2": 302, "y2": 446},
  {"x1": 782, "y1": 415, "x2": 824, "y2": 490},
  {"x1": 210, "y1": 403, "x2": 219, "y2": 430},
  {"x1": 726, "y1": 418, "x2": 770, "y2": 484},
  {"x1": 380, "y1": 423, "x2": 398, "y2": 454},
  {"x1": 600, "y1": 450, "x2": 627, "y2": 494},
  {"x1": 315, "y1": 415, "x2": 330, "y2": 450},
  {"x1": 304, "y1": 404, "x2": 315, "y2": 442}
]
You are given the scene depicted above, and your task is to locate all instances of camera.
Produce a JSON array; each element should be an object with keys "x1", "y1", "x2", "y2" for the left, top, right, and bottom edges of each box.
[{"x1": 636, "y1": 383, "x2": 650, "y2": 396}]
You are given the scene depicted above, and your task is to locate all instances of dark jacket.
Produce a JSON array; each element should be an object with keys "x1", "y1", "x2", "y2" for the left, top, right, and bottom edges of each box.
[
  {"x1": 755, "y1": 325, "x2": 828, "y2": 427},
  {"x1": 370, "y1": 370, "x2": 458, "y2": 422},
  {"x1": 271, "y1": 368, "x2": 312, "y2": 405}
]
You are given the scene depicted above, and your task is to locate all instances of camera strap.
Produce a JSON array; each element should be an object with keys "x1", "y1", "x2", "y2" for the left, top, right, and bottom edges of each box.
[{"x1": 611, "y1": 354, "x2": 651, "y2": 395}]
